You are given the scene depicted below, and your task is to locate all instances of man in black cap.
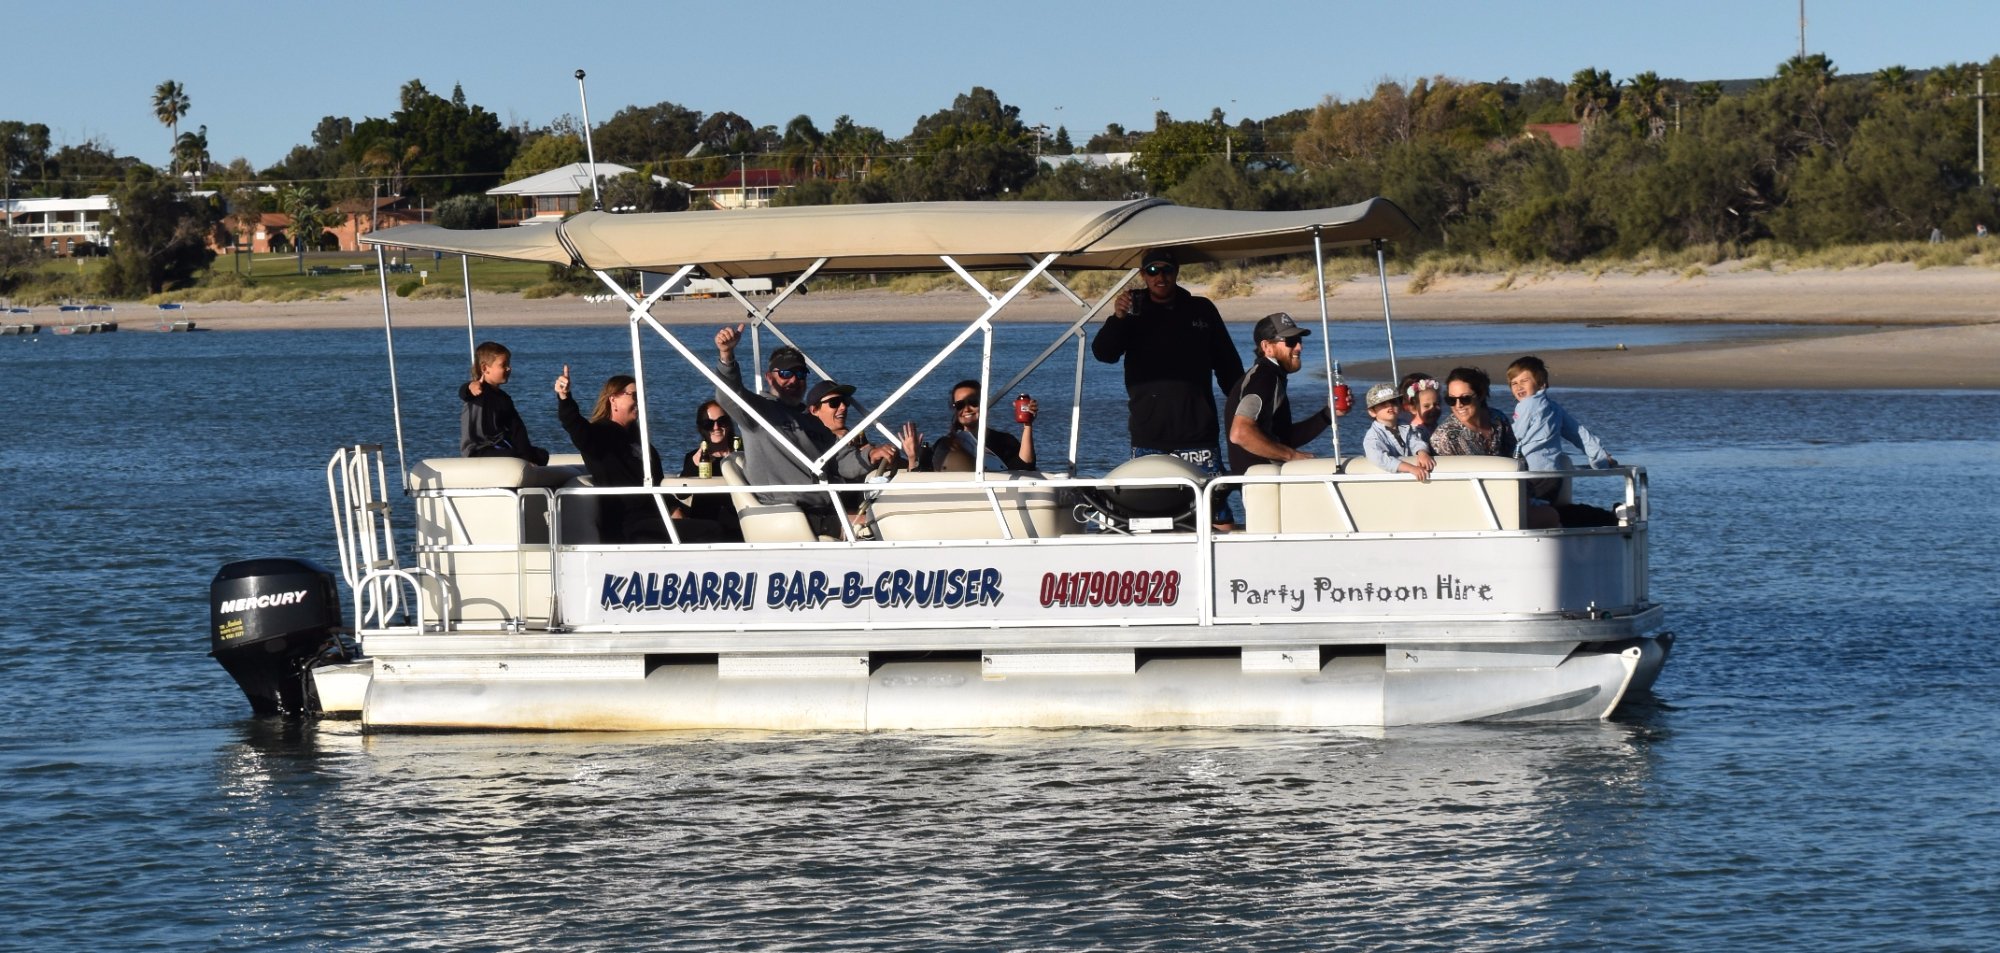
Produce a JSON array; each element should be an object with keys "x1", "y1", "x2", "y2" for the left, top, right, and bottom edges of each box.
[
  {"x1": 1223, "y1": 312, "x2": 1337, "y2": 476},
  {"x1": 713, "y1": 324, "x2": 898, "y2": 537},
  {"x1": 1092, "y1": 246, "x2": 1245, "y2": 527}
]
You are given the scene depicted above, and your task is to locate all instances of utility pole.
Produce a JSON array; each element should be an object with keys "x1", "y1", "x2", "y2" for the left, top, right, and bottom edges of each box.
[
  {"x1": 1798, "y1": 0, "x2": 1806, "y2": 60},
  {"x1": 1981, "y1": 72, "x2": 1988, "y2": 187}
]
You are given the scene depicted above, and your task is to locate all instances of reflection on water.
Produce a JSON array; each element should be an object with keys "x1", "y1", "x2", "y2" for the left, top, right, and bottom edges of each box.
[{"x1": 203, "y1": 722, "x2": 1658, "y2": 951}]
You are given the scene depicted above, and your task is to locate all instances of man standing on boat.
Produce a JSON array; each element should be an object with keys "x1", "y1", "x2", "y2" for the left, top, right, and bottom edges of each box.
[
  {"x1": 713, "y1": 325, "x2": 898, "y2": 538},
  {"x1": 1094, "y1": 247, "x2": 1245, "y2": 528},
  {"x1": 1223, "y1": 312, "x2": 1335, "y2": 476}
]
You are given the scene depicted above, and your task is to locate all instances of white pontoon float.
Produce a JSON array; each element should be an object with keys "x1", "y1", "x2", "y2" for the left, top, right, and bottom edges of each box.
[{"x1": 208, "y1": 198, "x2": 1669, "y2": 730}]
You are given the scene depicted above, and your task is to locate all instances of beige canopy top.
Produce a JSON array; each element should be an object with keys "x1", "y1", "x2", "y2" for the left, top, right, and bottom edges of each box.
[{"x1": 361, "y1": 197, "x2": 1417, "y2": 278}]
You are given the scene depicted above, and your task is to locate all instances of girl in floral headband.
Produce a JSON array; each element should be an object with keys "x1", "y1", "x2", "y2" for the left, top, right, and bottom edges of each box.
[{"x1": 1398, "y1": 371, "x2": 1442, "y2": 443}]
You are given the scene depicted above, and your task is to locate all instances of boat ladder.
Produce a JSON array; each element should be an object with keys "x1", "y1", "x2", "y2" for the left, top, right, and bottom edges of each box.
[{"x1": 327, "y1": 444, "x2": 407, "y2": 629}]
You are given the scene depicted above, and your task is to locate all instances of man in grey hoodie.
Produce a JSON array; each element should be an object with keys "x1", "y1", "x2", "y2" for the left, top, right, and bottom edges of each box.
[{"x1": 713, "y1": 324, "x2": 897, "y2": 538}]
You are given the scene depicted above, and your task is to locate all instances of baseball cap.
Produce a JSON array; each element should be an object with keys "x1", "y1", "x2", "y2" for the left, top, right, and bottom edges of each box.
[
  {"x1": 806, "y1": 380, "x2": 854, "y2": 405},
  {"x1": 1364, "y1": 382, "x2": 1401, "y2": 409},
  {"x1": 1141, "y1": 247, "x2": 1178, "y2": 268},
  {"x1": 768, "y1": 346, "x2": 806, "y2": 371},
  {"x1": 1253, "y1": 312, "x2": 1311, "y2": 343}
]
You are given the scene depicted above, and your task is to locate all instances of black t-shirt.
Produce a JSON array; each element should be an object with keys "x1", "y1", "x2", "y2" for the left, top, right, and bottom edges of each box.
[
  {"x1": 1090, "y1": 289, "x2": 1244, "y2": 451},
  {"x1": 1222, "y1": 356, "x2": 1330, "y2": 474}
]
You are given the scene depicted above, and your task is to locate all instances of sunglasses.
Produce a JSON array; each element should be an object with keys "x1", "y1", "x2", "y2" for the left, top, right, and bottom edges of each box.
[
  {"x1": 773, "y1": 368, "x2": 803, "y2": 381},
  {"x1": 1275, "y1": 337, "x2": 1303, "y2": 348},
  {"x1": 703, "y1": 416, "x2": 731, "y2": 429},
  {"x1": 1445, "y1": 394, "x2": 1480, "y2": 406},
  {"x1": 952, "y1": 397, "x2": 980, "y2": 410},
  {"x1": 818, "y1": 396, "x2": 848, "y2": 409},
  {"x1": 1142, "y1": 263, "x2": 1177, "y2": 276}
]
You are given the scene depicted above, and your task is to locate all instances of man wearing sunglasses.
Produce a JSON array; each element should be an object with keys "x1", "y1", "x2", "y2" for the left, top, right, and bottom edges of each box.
[
  {"x1": 714, "y1": 323, "x2": 898, "y2": 537},
  {"x1": 1223, "y1": 312, "x2": 1336, "y2": 478},
  {"x1": 1093, "y1": 247, "x2": 1245, "y2": 528}
]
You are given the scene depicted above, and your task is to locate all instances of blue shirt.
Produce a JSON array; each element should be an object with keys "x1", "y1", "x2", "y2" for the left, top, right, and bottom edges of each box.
[
  {"x1": 1363, "y1": 420, "x2": 1429, "y2": 473},
  {"x1": 1511, "y1": 390, "x2": 1610, "y2": 472}
]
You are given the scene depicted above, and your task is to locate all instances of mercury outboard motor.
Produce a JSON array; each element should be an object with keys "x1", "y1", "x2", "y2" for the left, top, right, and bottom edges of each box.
[{"x1": 210, "y1": 558, "x2": 342, "y2": 716}]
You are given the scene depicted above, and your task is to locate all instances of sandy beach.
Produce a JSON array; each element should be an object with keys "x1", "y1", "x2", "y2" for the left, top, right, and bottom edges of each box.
[{"x1": 67, "y1": 262, "x2": 2000, "y2": 389}]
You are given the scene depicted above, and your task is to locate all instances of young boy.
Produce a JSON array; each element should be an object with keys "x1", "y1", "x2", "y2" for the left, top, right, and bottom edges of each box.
[
  {"x1": 1361, "y1": 382, "x2": 1434, "y2": 481},
  {"x1": 460, "y1": 340, "x2": 549, "y2": 465},
  {"x1": 1507, "y1": 355, "x2": 1614, "y2": 504}
]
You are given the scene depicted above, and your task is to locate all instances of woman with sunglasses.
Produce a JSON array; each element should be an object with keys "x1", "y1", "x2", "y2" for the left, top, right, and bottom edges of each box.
[
  {"x1": 1429, "y1": 366, "x2": 1518, "y2": 458},
  {"x1": 680, "y1": 400, "x2": 738, "y2": 480},
  {"x1": 675, "y1": 400, "x2": 745, "y2": 538},
  {"x1": 918, "y1": 380, "x2": 1036, "y2": 473}
]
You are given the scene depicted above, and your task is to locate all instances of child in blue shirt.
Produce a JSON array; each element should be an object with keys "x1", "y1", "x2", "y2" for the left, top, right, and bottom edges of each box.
[
  {"x1": 1507, "y1": 355, "x2": 1614, "y2": 504},
  {"x1": 1361, "y1": 382, "x2": 1434, "y2": 480}
]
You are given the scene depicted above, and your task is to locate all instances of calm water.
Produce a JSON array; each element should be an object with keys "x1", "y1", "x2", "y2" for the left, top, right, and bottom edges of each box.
[{"x1": 2, "y1": 320, "x2": 1997, "y2": 951}]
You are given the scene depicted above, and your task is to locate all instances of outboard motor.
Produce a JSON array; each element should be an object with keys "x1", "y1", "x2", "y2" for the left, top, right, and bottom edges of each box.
[
  {"x1": 1075, "y1": 454, "x2": 1205, "y2": 534},
  {"x1": 210, "y1": 558, "x2": 342, "y2": 716}
]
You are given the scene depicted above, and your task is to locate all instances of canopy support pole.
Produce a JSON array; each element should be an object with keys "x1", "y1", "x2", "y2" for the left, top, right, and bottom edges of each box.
[
  {"x1": 373, "y1": 245, "x2": 409, "y2": 491},
  {"x1": 1314, "y1": 227, "x2": 1341, "y2": 460},
  {"x1": 942, "y1": 256, "x2": 1001, "y2": 477},
  {"x1": 595, "y1": 267, "x2": 826, "y2": 483},
  {"x1": 461, "y1": 255, "x2": 476, "y2": 364},
  {"x1": 716, "y1": 259, "x2": 893, "y2": 445},
  {"x1": 1374, "y1": 239, "x2": 1399, "y2": 383},
  {"x1": 820, "y1": 254, "x2": 1058, "y2": 474}
]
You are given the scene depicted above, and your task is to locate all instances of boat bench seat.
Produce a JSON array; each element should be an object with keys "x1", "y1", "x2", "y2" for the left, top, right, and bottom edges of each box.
[
  {"x1": 554, "y1": 474, "x2": 727, "y2": 545},
  {"x1": 407, "y1": 456, "x2": 588, "y2": 628},
  {"x1": 720, "y1": 455, "x2": 825, "y2": 542},
  {"x1": 868, "y1": 471, "x2": 1071, "y2": 541},
  {"x1": 1241, "y1": 455, "x2": 1524, "y2": 533}
]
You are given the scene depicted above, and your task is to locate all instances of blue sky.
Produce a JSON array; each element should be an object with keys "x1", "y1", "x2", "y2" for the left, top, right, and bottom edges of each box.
[{"x1": 14, "y1": 0, "x2": 2000, "y2": 170}]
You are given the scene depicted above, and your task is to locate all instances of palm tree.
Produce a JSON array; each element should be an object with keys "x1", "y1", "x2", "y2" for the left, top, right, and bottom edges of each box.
[
  {"x1": 1626, "y1": 71, "x2": 1670, "y2": 138},
  {"x1": 1566, "y1": 67, "x2": 1619, "y2": 137},
  {"x1": 174, "y1": 125, "x2": 210, "y2": 185},
  {"x1": 280, "y1": 185, "x2": 345, "y2": 274},
  {"x1": 152, "y1": 80, "x2": 190, "y2": 175},
  {"x1": 1872, "y1": 65, "x2": 1914, "y2": 96},
  {"x1": 1777, "y1": 53, "x2": 1837, "y2": 89}
]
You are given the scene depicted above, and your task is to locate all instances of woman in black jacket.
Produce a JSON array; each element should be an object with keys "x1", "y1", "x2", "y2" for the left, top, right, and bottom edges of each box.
[{"x1": 554, "y1": 368, "x2": 724, "y2": 543}]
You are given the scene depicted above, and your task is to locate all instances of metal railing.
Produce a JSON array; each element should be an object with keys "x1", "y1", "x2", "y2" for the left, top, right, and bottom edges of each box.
[
  {"x1": 353, "y1": 463, "x2": 1650, "y2": 637},
  {"x1": 327, "y1": 445, "x2": 402, "y2": 630}
]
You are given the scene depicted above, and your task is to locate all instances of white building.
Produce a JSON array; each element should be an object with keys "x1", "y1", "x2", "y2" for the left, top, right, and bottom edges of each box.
[
  {"x1": 2, "y1": 195, "x2": 114, "y2": 256},
  {"x1": 487, "y1": 163, "x2": 685, "y2": 224}
]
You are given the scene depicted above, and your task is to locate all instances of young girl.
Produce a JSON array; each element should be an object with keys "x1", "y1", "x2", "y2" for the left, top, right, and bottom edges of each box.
[
  {"x1": 460, "y1": 341, "x2": 549, "y2": 465},
  {"x1": 1361, "y1": 382, "x2": 1433, "y2": 481},
  {"x1": 1398, "y1": 372, "x2": 1441, "y2": 444}
]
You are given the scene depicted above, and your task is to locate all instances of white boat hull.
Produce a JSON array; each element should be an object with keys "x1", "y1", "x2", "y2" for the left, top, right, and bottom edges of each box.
[{"x1": 333, "y1": 629, "x2": 1669, "y2": 731}]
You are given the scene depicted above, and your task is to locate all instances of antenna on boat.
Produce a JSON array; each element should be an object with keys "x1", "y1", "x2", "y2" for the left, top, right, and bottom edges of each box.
[{"x1": 575, "y1": 69, "x2": 602, "y2": 211}]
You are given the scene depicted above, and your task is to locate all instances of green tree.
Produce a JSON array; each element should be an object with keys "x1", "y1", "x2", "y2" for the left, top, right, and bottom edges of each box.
[
  {"x1": 355, "y1": 80, "x2": 517, "y2": 203},
  {"x1": 151, "y1": 79, "x2": 190, "y2": 174},
  {"x1": 174, "y1": 124, "x2": 211, "y2": 184},
  {"x1": 594, "y1": 171, "x2": 688, "y2": 212},
  {"x1": 100, "y1": 167, "x2": 218, "y2": 295},
  {"x1": 1165, "y1": 155, "x2": 1258, "y2": 209},
  {"x1": 880, "y1": 87, "x2": 1037, "y2": 200},
  {"x1": 595, "y1": 100, "x2": 703, "y2": 167},
  {"x1": 1566, "y1": 67, "x2": 1618, "y2": 133},
  {"x1": 279, "y1": 185, "x2": 345, "y2": 274},
  {"x1": 503, "y1": 133, "x2": 585, "y2": 182},
  {"x1": 435, "y1": 194, "x2": 498, "y2": 230},
  {"x1": 1134, "y1": 115, "x2": 1232, "y2": 192},
  {"x1": 48, "y1": 139, "x2": 134, "y2": 198},
  {"x1": 0, "y1": 232, "x2": 43, "y2": 295}
]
